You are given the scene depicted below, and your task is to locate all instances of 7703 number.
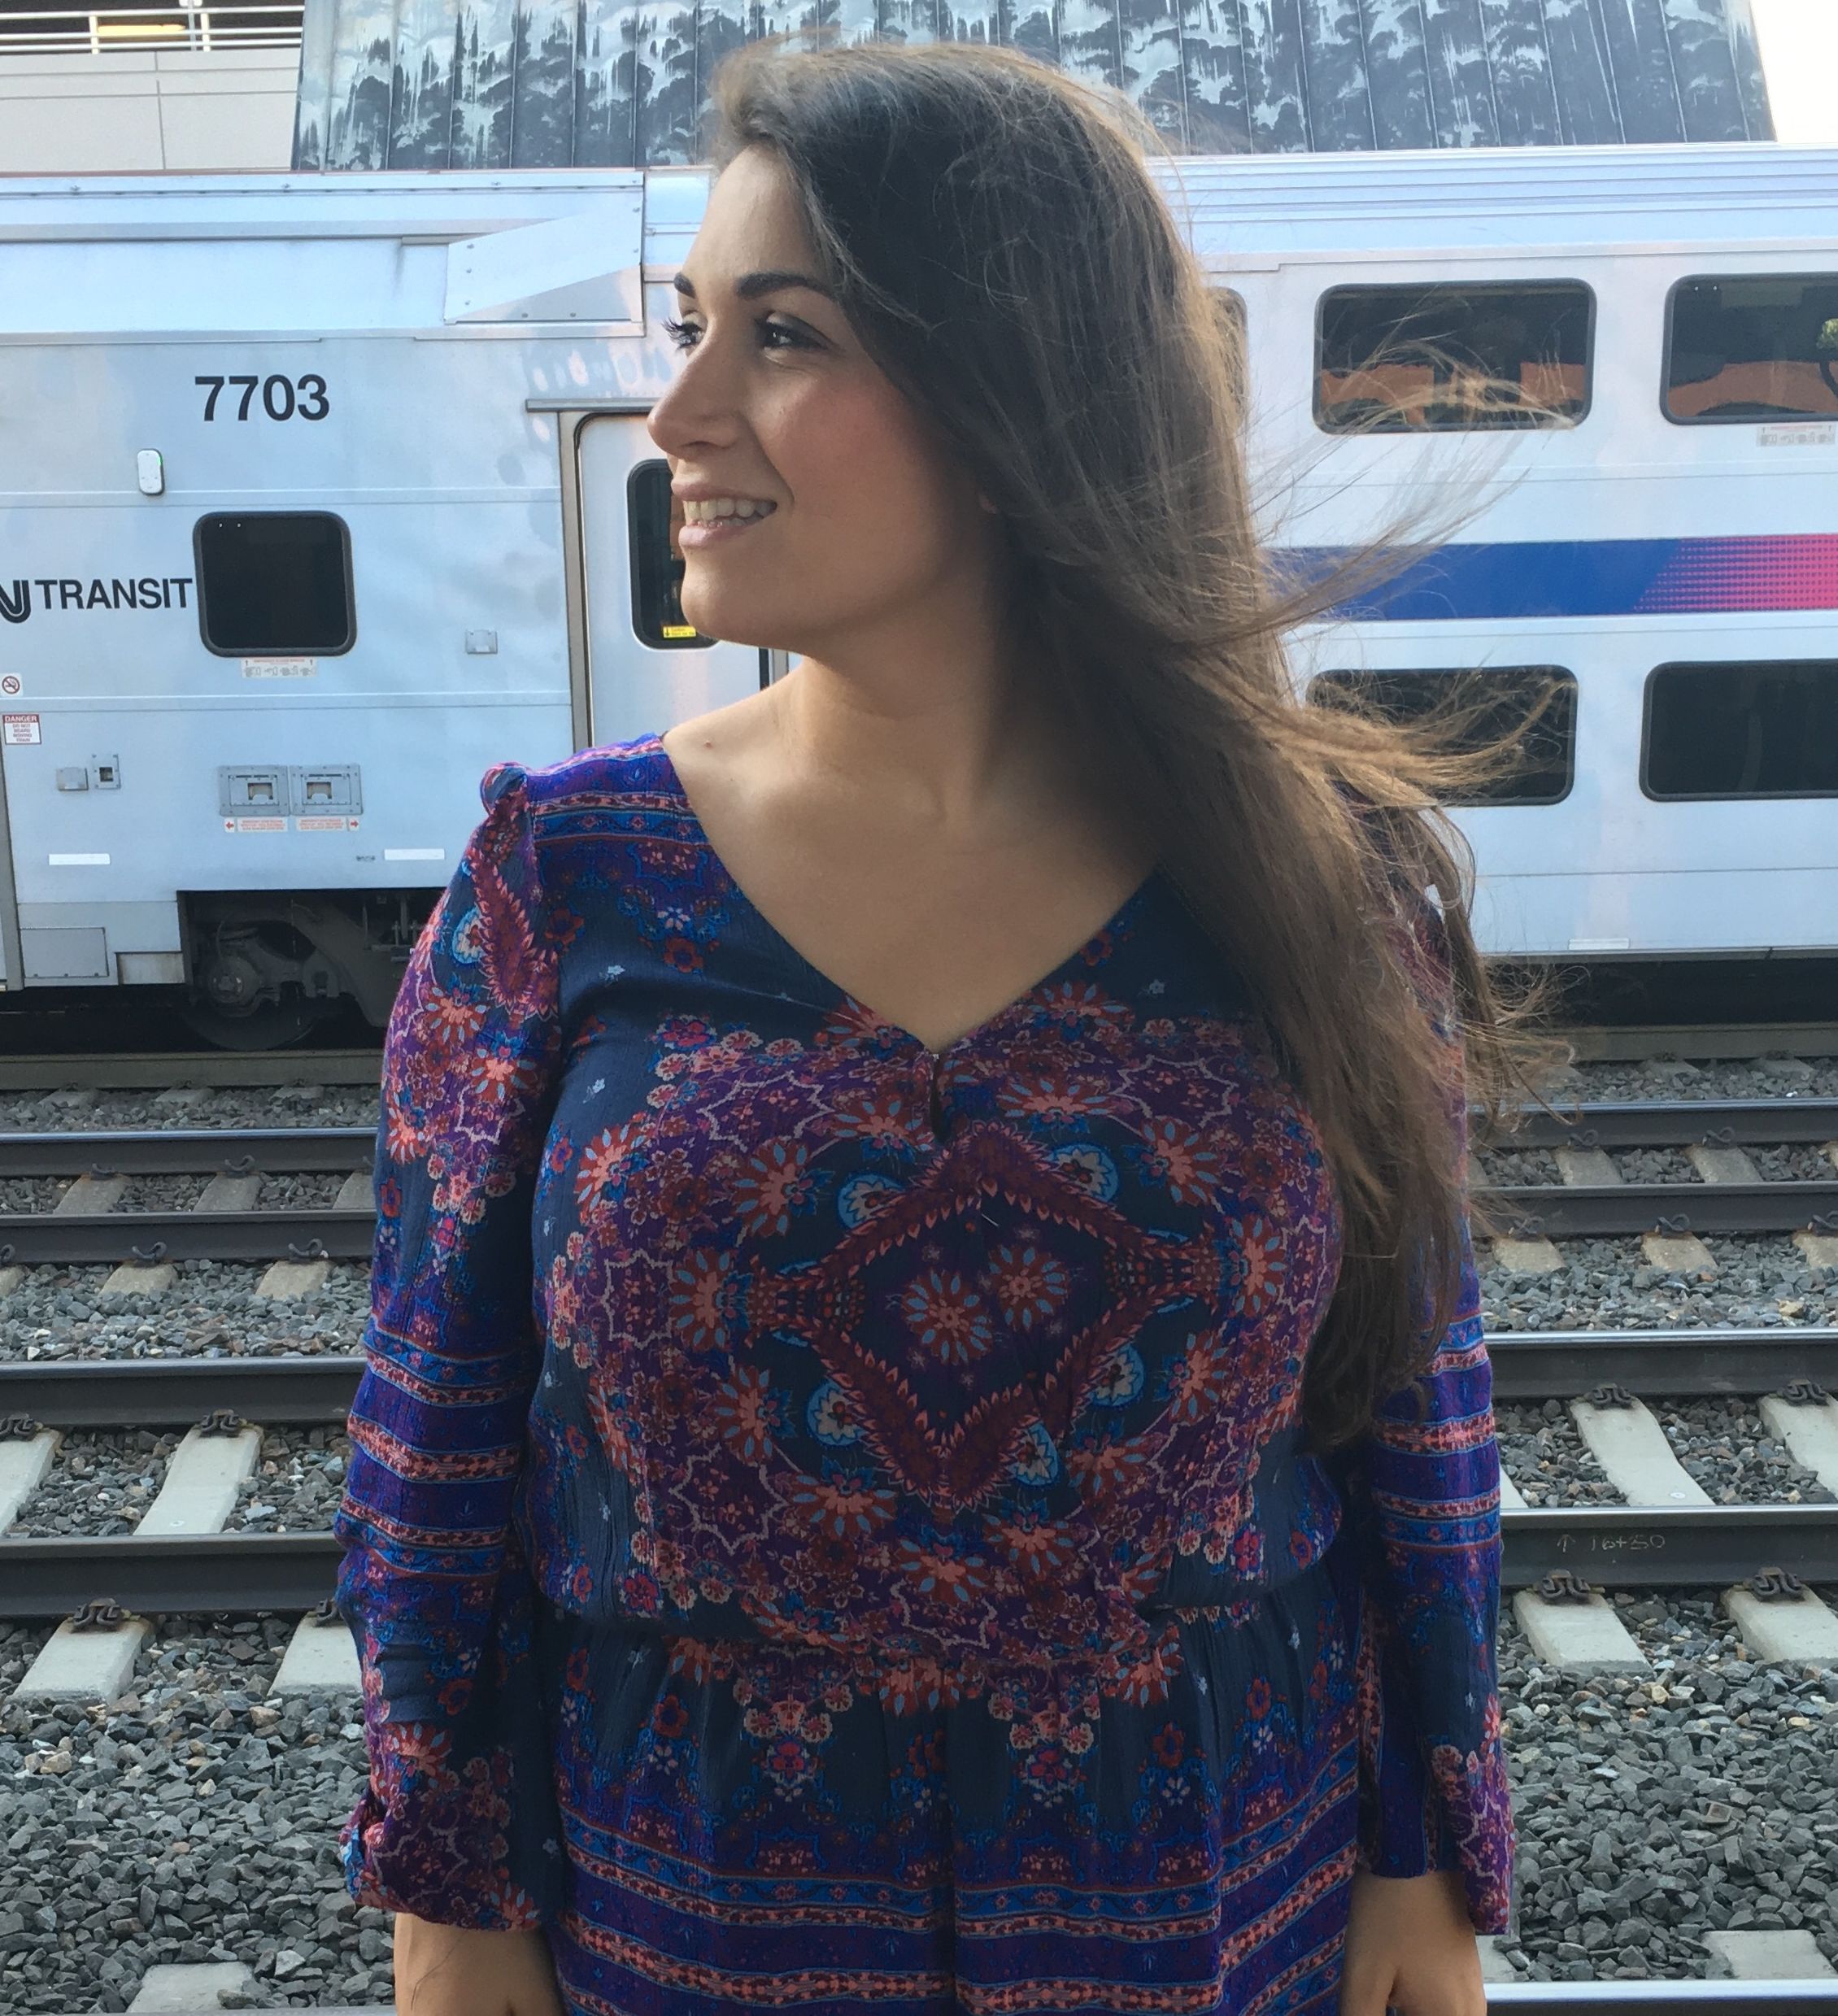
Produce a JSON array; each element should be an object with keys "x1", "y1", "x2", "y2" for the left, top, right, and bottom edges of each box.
[{"x1": 195, "y1": 374, "x2": 330, "y2": 422}]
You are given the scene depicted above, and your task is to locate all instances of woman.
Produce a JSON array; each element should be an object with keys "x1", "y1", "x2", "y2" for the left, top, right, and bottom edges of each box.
[{"x1": 335, "y1": 38, "x2": 1543, "y2": 2016}]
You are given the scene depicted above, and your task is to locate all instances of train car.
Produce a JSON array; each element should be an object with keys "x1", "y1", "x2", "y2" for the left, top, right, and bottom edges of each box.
[{"x1": 0, "y1": 144, "x2": 1833, "y2": 1044}]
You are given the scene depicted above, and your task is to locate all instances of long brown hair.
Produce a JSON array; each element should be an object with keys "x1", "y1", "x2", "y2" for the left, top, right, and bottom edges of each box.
[{"x1": 707, "y1": 37, "x2": 1570, "y2": 1456}]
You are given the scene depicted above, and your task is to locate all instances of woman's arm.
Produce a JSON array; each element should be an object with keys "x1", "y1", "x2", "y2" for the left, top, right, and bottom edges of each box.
[
  {"x1": 333, "y1": 761, "x2": 567, "y2": 1935},
  {"x1": 1333, "y1": 882, "x2": 1518, "y2": 1938}
]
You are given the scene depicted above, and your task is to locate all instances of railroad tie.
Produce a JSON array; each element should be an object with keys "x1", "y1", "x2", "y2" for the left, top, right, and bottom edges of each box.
[
  {"x1": 0, "y1": 1424, "x2": 60, "y2": 1535},
  {"x1": 1514, "y1": 1570, "x2": 1649, "y2": 1676},
  {"x1": 1704, "y1": 1932, "x2": 1838, "y2": 1983},
  {"x1": 52, "y1": 1172, "x2": 176, "y2": 1300},
  {"x1": 12, "y1": 1599, "x2": 150, "y2": 1702},
  {"x1": 54, "y1": 1172, "x2": 125, "y2": 1216},
  {"x1": 1563, "y1": 1387, "x2": 1838, "y2": 1669},
  {"x1": 1804, "y1": 1138, "x2": 1838, "y2": 1269},
  {"x1": 254, "y1": 1170, "x2": 369, "y2": 1299},
  {"x1": 123, "y1": 1961, "x2": 262, "y2": 2010},
  {"x1": 1757, "y1": 1388, "x2": 1838, "y2": 1496},
  {"x1": 1570, "y1": 1392, "x2": 1714, "y2": 1510},
  {"x1": 272, "y1": 1600, "x2": 362, "y2": 1696},
  {"x1": 194, "y1": 1171, "x2": 261, "y2": 1213}
]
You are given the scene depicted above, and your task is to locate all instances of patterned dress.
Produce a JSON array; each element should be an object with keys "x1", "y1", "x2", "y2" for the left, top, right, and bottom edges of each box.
[{"x1": 333, "y1": 732, "x2": 1516, "y2": 2016}]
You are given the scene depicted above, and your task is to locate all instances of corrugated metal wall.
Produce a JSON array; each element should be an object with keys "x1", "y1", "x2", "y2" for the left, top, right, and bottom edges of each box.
[{"x1": 292, "y1": 0, "x2": 1773, "y2": 172}]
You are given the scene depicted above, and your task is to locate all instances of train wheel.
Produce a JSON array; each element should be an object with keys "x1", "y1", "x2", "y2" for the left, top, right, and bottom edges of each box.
[{"x1": 177, "y1": 995, "x2": 325, "y2": 1052}]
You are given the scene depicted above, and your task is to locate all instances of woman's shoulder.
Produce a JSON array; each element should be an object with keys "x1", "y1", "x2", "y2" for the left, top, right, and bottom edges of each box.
[{"x1": 477, "y1": 733, "x2": 675, "y2": 824}]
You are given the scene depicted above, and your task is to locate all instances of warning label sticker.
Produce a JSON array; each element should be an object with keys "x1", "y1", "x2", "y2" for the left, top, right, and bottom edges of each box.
[
  {"x1": 224, "y1": 816, "x2": 287, "y2": 833},
  {"x1": 2, "y1": 712, "x2": 40, "y2": 745},
  {"x1": 297, "y1": 815, "x2": 359, "y2": 832},
  {"x1": 242, "y1": 657, "x2": 317, "y2": 679}
]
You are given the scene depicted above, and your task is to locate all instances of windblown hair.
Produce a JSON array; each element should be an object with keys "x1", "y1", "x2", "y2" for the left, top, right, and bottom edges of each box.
[{"x1": 707, "y1": 37, "x2": 1570, "y2": 1456}]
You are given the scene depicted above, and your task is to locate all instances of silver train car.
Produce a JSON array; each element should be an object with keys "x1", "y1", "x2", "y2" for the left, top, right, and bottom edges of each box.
[{"x1": 0, "y1": 145, "x2": 1833, "y2": 1044}]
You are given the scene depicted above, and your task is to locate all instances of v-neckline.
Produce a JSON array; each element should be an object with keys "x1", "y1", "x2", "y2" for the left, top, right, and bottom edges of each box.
[{"x1": 647, "y1": 729, "x2": 1158, "y2": 1059}]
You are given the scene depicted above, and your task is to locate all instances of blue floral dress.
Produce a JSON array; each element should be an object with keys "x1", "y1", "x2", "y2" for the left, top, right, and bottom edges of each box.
[{"x1": 333, "y1": 733, "x2": 1516, "y2": 2016}]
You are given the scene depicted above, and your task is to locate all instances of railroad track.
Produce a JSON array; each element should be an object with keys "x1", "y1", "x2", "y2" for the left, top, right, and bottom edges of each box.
[
  {"x1": 2, "y1": 1329, "x2": 1835, "y2": 1618},
  {"x1": 0, "y1": 1047, "x2": 385, "y2": 1092},
  {"x1": 0, "y1": 1018, "x2": 1836, "y2": 1095},
  {"x1": 5, "y1": 1094, "x2": 1836, "y2": 1265}
]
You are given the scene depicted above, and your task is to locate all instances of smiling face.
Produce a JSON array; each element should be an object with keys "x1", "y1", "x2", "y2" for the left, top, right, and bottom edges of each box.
[{"x1": 646, "y1": 145, "x2": 999, "y2": 658}]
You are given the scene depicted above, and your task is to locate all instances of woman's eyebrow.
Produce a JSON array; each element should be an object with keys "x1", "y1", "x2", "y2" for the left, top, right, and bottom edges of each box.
[{"x1": 673, "y1": 269, "x2": 836, "y2": 303}]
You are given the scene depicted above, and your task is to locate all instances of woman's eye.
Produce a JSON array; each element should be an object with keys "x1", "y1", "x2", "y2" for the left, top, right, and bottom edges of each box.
[{"x1": 660, "y1": 315, "x2": 817, "y2": 355}]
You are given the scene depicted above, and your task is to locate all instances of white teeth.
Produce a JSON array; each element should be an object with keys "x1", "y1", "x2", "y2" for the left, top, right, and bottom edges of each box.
[{"x1": 682, "y1": 496, "x2": 775, "y2": 522}]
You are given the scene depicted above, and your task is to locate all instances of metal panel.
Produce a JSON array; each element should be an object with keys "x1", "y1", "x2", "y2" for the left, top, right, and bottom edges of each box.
[
  {"x1": 1120, "y1": 0, "x2": 1187, "y2": 140},
  {"x1": 1723, "y1": 0, "x2": 1768, "y2": 142},
  {"x1": 1239, "y1": 0, "x2": 1311, "y2": 150},
  {"x1": 1058, "y1": 0, "x2": 1125, "y2": 94},
  {"x1": 1360, "y1": 0, "x2": 1435, "y2": 149},
  {"x1": 1592, "y1": 0, "x2": 1685, "y2": 143},
  {"x1": 1299, "y1": 0, "x2": 1374, "y2": 153},
  {"x1": 1659, "y1": 0, "x2": 1749, "y2": 142},
  {"x1": 294, "y1": 0, "x2": 1774, "y2": 161},
  {"x1": 1542, "y1": 0, "x2": 1621, "y2": 142},
  {"x1": 1479, "y1": 0, "x2": 1560, "y2": 144},
  {"x1": 442, "y1": 194, "x2": 644, "y2": 323},
  {"x1": 1422, "y1": 0, "x2": 1497, "y2": 145},
  {"x1": 22, "y1": 926, "x2": 110, "y2": 980},
  {"x1": 1178, "y1": 0, "x2": 1251, "y2": 152}
]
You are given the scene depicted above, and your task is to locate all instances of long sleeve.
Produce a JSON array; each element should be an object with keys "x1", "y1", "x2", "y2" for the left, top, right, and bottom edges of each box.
[
  {"x1": 1335, "y1": 880, "x2": 1518, "y2": 1935},
  {"x1": 333, "y1": 761, "x2": 565, "y2": 1929}
]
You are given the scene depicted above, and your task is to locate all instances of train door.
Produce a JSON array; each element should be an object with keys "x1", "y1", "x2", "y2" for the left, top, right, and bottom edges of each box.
[{"x1": 572, "y1": 412, "x2": 771, "y2": 748}]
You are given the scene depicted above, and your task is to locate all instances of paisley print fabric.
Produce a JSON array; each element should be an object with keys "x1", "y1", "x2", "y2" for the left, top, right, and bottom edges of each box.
[{"x1": 333, "y1": 733, "x2": 1516, "y2": 2014}]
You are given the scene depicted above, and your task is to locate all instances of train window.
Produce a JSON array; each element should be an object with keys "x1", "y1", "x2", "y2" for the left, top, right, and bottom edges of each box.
[
  {"x1": 1663, "y1": 275, "x2": 1838, "y2": 424},
  {"x1": 194, "y1": 512, "x2": 354, "y2": 656},
  {"x1": 1644, "y1": 660, "x2": 1838, "y2": 799},
  {"x1": 629, "y1": 460, "x2": 709, "y2": 650},
  {"x1": 1315, "y1": 281, "x2": 1592, "y2": 433},
  {"x1": 1306, "y1": 667, "x2": 1575, "y2": 805}
]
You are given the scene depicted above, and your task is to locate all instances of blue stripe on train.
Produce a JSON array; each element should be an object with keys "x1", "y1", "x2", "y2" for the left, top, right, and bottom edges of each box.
[{"x1": 1275, "y1": 534, "x2": 1838, "y2": 620}]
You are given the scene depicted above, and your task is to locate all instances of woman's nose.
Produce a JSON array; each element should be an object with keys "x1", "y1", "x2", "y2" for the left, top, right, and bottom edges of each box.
[{"x1": 648, "y1": 338, "x2": 738, "y2": 457}]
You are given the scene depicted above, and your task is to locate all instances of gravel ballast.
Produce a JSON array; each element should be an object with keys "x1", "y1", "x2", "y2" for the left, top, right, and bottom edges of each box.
[
  {"x1": 3, "y1": 1591, "x2": 1836, "y2": 2007},
  {"x1": 0, "y1": 1264, "x2": 370, "y2": 1365},
  {"x1": 1, "y1": 1618, "x2": 380, "y2": 2011},
  {"x1": 232, "y1": 1431, "x2": 355, "y2": 1534},
  {"x1": 0, "y1": 1086, "x2": 381, "y2": 1134},
  {"x1": 2, "y1": 1048, "x2": 1836, "y2": 2003}
]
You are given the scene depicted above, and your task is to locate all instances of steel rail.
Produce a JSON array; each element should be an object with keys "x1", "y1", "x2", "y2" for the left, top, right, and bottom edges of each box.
[
  {"x1": 0, "y1": 1097, "x2": 1831, "y2": 1172},
  {"x1": 7, "y1": 1177, "x2": 1836, "y2": 1265},
  {"x1": 0, "y1": 1353, "x2": 367, "y2": 1426},
  {"x1": 0, "y1": 1050, "x2": 384, "y2": 1092},
  {"x1": 0, "y1": 1126, "x2": 372, "y2": 1177},
  {"x1": 2, "y1": 1508, "x2": 1833, "y2": 1620},
  {"x1": 1481, "y1": 1178, "x2": 1838, "y2": 1239},
  {"x1": 1486, "y1": 1327, "x2": 1838, "y2": 1401},
  {"x1": 2, "y1": 1330, "x2": 1834, "y2": 1431},
  {"x1": 0, "y1": 1208, "x2": 372, "y2": 1265},
  {"x1": 1501, "y1": 1097, "x2": 1838, "y2": 1148}
]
